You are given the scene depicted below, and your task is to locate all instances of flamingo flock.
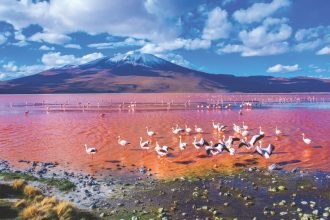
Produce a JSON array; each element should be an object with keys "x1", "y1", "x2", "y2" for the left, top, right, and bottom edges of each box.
[{"x1": 84, "y1": 119, "x2": 313, "y2": 160}]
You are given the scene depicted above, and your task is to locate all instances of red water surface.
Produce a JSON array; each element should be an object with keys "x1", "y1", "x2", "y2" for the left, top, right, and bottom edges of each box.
[{"x1": 0, "y1": 93, "x2": 329, "y2": 179}]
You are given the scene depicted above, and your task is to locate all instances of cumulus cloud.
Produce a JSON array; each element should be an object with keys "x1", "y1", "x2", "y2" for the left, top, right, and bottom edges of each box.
[
  {"x1": 39, "y1": 45, "x2": 55, "y2": 51},
  {"x1": 0, "y1": 34, "x2": 7, "y2": 45},
  {"x1": 155, "y1": 53, "x2": 192, "y2": 68},
  {"x1": 316, "y1": 46, "x2": 330, "y2": 55},
  {"x1": 233, "y1": 0, "x2": 291, "y2": 24},
  {"x1": 294, "y1": 26, "x2": 330, "y2": 52},
  {"x1": 267, "y1": 64, "x2": 300, "y2": 73},
  {"x1": 41, "y1": 52, "x2": 104, "y2": 67},
  {"x1": 64, "y1": 44, "x2": 81, "y2": 49},
  {"x1": 1, "y1": 62, "x2": 47, "y2": 80},
  {"x1": 0, "y1": 52, "x2": 105, "y2": 80},
  {"x1": 140, "y1": 38, "x2": 210, "y2": 53},
  {"x1": 88, "y1": 38, "x2": 146, "y2": 49},
  {"x1": 217, "y1": 18, "x2": 291, "y2": 56},
  {"x1": 202, "y1": 7, "x2": 232, "y2": 40},
  {"x1": 29, "y1": 32, "x2": 71, "y2": 44},
  {"x1": 0, "y1": 0, "x2": 181, "y2": 42}
]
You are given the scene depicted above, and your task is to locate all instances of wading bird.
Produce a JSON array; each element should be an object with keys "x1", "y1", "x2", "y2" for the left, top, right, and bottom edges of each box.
[
  {"x1": 117, "y1": 136, "x2": 130, "y2": 146},
  {"x1": 256, "y1": 141, "x2": 275, "y2": 159},
  {"x1": 194, "y1": 125, "x2": 203, "y2": 133},
  {"x1": 302, "y1": 133, "x2": 312, "y2": 145},
  {"x1": 275, "y1": 126, "x2": 282, "y2": 135},
  {"x1": 146, "y1": 127, "x2": 156, "y2": 136},
  {"x1": 139, "y1": 137, "x2": 150, "y2": 150},
  {"x1": 179, "y1": 136, "x2": 187, "y2": 150}
]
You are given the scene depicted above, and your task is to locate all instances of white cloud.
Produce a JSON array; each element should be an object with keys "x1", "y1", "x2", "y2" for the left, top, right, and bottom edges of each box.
[
  {"x1": 233, "y1": 0, "x2": 291, "y2": 24},
  {"x1": 140, "y1": 38, "x2": 210, "y2": 53},
  {"x1": 0, "y1": 0, "x2": 181, "y2": 42},
  {"x1": 267, "y1": 64, "x2": 300, "y2": 73},
  {"x1": 64, "y1": 44, "x2": 81, "y2": 49},
  {"x1": 29, "y1": 31, "x2": 71, "y2": 44},
  {"x1": 239, "y1": 18, "x2": 291, "y2": 48},
  {"x1": 217, "y1": 18, "x2": 291, "y2": 57},
  {"x1": 1, "y1": 62, "x2": 47, "y2": 80},
  {"x1": 14, "y1": 31, "x2": 25, "y2": 41},
  {"x1": 202, "y1": 7, "x2": 232, "y2": 40},
  {"x1": 3, "y1": 62, "x2": 18, "y2": 72},
  {"x1": 0, "y1": 34, "x2": 7, "y2": 45},
  {"x1": 155, "y1": 53, "x2": 192, "y2": 68},
  {"x1": 294, "y1": 39, "x2": 322, "y2": 52},
  {"x1": 11, "y1": 41, "x2": 29, "y2": 47},
  {"x1": 88, "y1": 38, "x2": 146, "y2": 49},
  {"x1": 316, "y1": 46, "x2": 330, "y2": 55},
  {"x1": 39, "y1": 45, "x2": 55, "y2": 51},
  {"x1": 0, "y1": 52, "x2": 105, "y2": 80},
  {"x1": 41, "y1": 52, "x2": 104, "y2": 67}
]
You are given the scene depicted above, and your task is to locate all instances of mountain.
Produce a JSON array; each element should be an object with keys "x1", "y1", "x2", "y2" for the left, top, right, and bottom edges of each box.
[{"x1": 0, "y1": 52, "x2": 329, "y2": 93}]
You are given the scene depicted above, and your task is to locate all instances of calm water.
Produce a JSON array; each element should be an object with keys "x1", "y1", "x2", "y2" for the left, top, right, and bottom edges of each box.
[{"x1": 0, "y1": 93, "x2": 329, "y2": 179}]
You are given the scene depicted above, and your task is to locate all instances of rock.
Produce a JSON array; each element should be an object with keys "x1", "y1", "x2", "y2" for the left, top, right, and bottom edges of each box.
[
  {"x1": 158, "y1": 208, "x2": 164, "y2": 213},
  {"x1": 323, "y1": 212, "x2": 329, "y2": 217},
  {"x1": 99, "y1": 213, "x2": 106, "y2": 218},
  {"x1": 131, "y1": 216, "x2": 139, "y2": 220},
  {"x1": 301, "y1": 201, "x2": 308, "y2": 205},
  {"x1": 279, "y1": 211, "x2": 288, "y2": 216},
  {"x1": 312, "y1": 210, "x2": 319, "y2": 215},
  {"x1": 279, "y1": 200, "x2": 286, "y2": 206},
  {"x1": 89, "y1": 203, "x2": 96, "y2": 209},
  {"x1": 268, "y1": 163, "x2": 280, "y2": 171},
  {"x1": 278, "y1": 185, "x2": 286, "y2": 191}
]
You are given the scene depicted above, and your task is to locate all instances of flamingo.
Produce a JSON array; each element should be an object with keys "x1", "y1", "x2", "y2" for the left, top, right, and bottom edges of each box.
[
  {"x1": 302, "y1": 133, "x2": 312, "y2": 145},
  {"x1": 259, "y1": 126, "x2": 265, "y2": 135},
  {"x1": 185, "y1": 125, "x2": 192, "y2": 134},
  {"x1": 275, "y1": 126, "x2": 282, "y2": 135},
  {"x1": 217, "y1": 125, "x2": 227, "y2": 132},
  {"x1": 155, "y1": 142, "x2": 169, "y2": 157},
  {"x1": 84, "y1": 144, "x2": 97, "y2": 154},
  {"x1": 179, "y1": 136, "x2": 187, "y2": 150},
  {"x1": 256, "y1": 141, "x2": 275, "y2": 159},
  {"x1": 194, "y1": 125, "x2": 203, "y2": 133},
  {"x1": 146, "y1": 127, "x2": 156, "y2": 136},
  {"x1": 212, "y1": 120, "x2": 219, "y2": 129},
  {"x1": 238, "y1": 134, "x2": 264, "y2": 149},
  {"x1": 242, "y1": 121, "x2": 248, "y2": 130},
  {"x1": 241, "y1": 129, "x2": 249, "y2": 137},
  {"x1": 117, "y1": 136, "x2": 130, "y2": 146},
  {"x1": 192, "y1": 136, "x2": 202, "y2": 149},
  {"x1": 139, "y1": 137, "x2": 150, "y2": 150}
]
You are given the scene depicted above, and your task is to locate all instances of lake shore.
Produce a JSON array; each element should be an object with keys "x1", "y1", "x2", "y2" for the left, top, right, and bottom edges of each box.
[{"x1": 1, "y1": 159, "x2": 330, "y2": 219}]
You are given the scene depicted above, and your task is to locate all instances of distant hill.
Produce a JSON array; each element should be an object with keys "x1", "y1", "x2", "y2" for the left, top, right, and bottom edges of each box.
[{"x1": 0, "y1": 52, "x2": 329, "y2": 93}]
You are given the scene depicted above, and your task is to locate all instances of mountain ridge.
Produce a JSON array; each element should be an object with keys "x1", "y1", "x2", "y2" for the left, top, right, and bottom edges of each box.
[{"x1": 0, "y1": 52, "x2": 329, "y2": 94}]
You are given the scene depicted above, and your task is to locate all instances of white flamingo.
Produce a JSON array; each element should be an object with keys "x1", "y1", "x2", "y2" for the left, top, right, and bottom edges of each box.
[
  {"x1": 259, "y1": 126, "x2": 265, "y2": 135},
  {"x1": 179, "y1": 136, "x2": 187, "y2": 150},
  {"x1": 302, "y1": 133, "x2": 312, "y2": 145},
  {"x1": 139, "y1": 137, "x2": 150, "y2": 150},
  {"x1": 84, "y1": 144, "x2": 97, "y2": 154},
  {"x1": 194, "y1": 125, "x2": 203, "y2": 133},
  {"x1": 256, "y1": 141, "x2": 275, "y2": 159},
  {"x1": 185, "y1": 125, "x2": 192, "y2": 134},
  {"x1": 212, "y1": 120, "x2": 219, "y2": 129},
  {"x1": 117, "y1": 136, "x2": 130, "y2": 146},
  {"x1": 155, "y1": 142, "x2": 169, "y2": 157},
  {"x1": 242, "y1": 121, "x2": 248, "y2": 130},
  {"x1": 275, "y1": 126, "x2": 282, "y2": 135},
  {"x1": 146, "y1": 127, "x2": 156, "y2": 136},
  {"x1": 241, "y1": 129, "x2": 249, "y2": 137}
]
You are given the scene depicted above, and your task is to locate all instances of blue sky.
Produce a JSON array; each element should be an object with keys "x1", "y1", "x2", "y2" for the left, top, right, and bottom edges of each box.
[{"x1": 0, "y1": 0, "x2": 330, "y2": 80}]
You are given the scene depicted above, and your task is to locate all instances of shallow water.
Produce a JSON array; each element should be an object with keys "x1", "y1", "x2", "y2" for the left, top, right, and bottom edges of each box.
[{"x1": 0, "y1": 93, "x2": 329, "y2": 179}]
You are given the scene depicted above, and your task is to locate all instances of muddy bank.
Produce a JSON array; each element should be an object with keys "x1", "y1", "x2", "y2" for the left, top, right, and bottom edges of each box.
[{"x1": 1, "y1": 159, "x2": 330, "y2": 219}]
